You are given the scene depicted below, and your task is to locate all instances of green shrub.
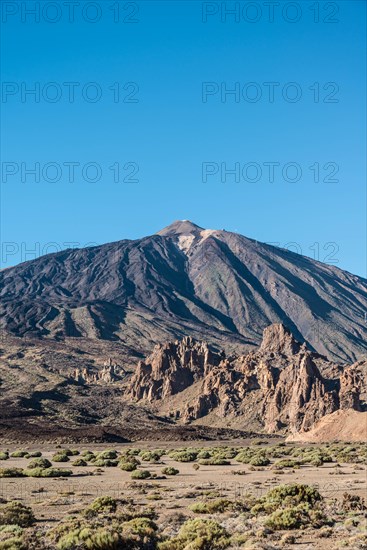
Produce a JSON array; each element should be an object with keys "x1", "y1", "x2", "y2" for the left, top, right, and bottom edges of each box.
[
  {"x1": 251, "y1": 483, "x2": 328, "y2": 530},
  {"x1": 0, "y1": 452, "x2": 9, "y2": 461},
  {"x1": 9, "y1": 451, "x2": 28, "y2": 458},
  {"x1": 121, "y1": 517, "x2": 158, "y2": 541},
  {"x1": 27, "y1": 451, "x2": 42, "y2": 458},
  {"x1": 190, "y1": 499, "x2": 233, "y2": 514},
  {"x1": 0, "y1": 468, "x2": 25, "y2": 478},
  {"x1": 0, "y1": 502, "x2": 35, "y2": 527},
  {"x1": 197, "y1": 450, "x2": 211, "y2": 459},
  {"x1": 96, "y1": 450, "x2": 118, "y2": 460},
  {"x1": 169, "y1": 451, "x2": 198, "y2": 463},
  {"x1": 131, "y1": 469, "x2": 151, "y2": 480},
  {"x1": 261, "y1": 484, "x2": 322, "y2": 509},
  {"x1": 120, "y1": 462, "x2": 138, "y2": 472},
  {"x1": 91, "y1": 459, "x2": 118, "y2": 467},
  {"x1": 54, "y1": 524, "x2": 120, "y2": 550},
  {"x1": 27, "y1": 458, "x2": 52, "y2": 470},
  {"x1": 52, "y1": 453, "x2": 70, "y2": 463},
  {"x1": 24, "y1": 468, "x2": 72, "y2": 478},
  {"x1": 189, "y1": 498, "x2": 251, "y2": 514},
  {"x1": 159, "y1": 518, "x2": 230, "y2": 549},
  {"x1": 119, "y1": 455, "x2": 140, "y2": 466},
  {"x1": 52, "y1": 516, "x2": 159, "y2": 549},
  {"x1": 273, "y1": 459, "x2": 301, "y2": 469},
  {"x1": 265, "y1": 503, "x2": 328, "y2": 530},
  {"x1": 249, "y1": 455, "x2": 270, "y2": 467},
  {"x1": 83, "y1": 496, "x2": 117, "y2": 518},
  {"x1": 72, "y1": 458, "x2": 88, "y2": 467},
  {"x1": 0, "y1": 524, "x2": 24, "y2": 549},
  {"x1": 139, "y1": 451, "x2": 163, "y2": 463},
  {"x1": 81, "y1": 450, "x2": 95, "y2": 459},
  {"x1": 161, "y1": 467, "x2": 179, "y2": 476},
  {"x1": 235, "y1": 448, "x2": 271, "y2": 465},
  {"x1": 60, "y1": 449, "x2": 74, "y2": 457},
  {"x1": 199, "y1": 458, "x2": 230, "y2": 466}
]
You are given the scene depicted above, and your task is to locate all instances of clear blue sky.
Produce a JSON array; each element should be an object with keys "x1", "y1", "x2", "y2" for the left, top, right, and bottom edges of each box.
[{"x1": 1, "y1": 0, "x2": 366, "y2": 276}]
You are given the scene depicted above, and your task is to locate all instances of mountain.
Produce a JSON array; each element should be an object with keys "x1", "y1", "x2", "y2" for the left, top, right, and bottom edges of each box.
[{"x1": 1, "y1": 220, "x2": 366, "y2": 362}]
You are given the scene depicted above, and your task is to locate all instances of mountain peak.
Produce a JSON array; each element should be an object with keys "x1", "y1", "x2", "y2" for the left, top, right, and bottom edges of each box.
[{"x1": 156, "y1": 220, "x2": 204, "y2": 236}]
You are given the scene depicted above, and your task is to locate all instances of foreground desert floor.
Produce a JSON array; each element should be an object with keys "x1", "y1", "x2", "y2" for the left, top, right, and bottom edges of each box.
[{"x1": 0, "y1": 439, "x2": 366, "y2": 549}]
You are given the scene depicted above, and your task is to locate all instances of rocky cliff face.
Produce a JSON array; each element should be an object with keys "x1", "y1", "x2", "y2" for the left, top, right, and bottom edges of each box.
[
  {"x1": 126, "y1": 324, "x2": 364, "y2": 434},
  {"x1": 127, "y1": 337, "x2": 222, "y2": 400}
]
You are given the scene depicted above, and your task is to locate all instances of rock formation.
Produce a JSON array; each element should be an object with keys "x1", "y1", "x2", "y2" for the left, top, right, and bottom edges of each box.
[
  {"x1": 126, "y1": 324, "x2": 364, "y2": 434},
  {"x1": 73, "y1": 358, "x2": 124, "y2": 384},
  {"x1": 128, "y1": 337, "x2": 221, "y2": 400}
]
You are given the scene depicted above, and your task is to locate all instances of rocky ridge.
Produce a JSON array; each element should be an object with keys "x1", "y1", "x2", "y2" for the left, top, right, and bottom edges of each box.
[{"x1": 126, "y1": 324, "x2": 366, "y2": 434}]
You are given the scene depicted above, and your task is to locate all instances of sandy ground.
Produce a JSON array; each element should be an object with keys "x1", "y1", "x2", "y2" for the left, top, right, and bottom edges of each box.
[
  {"x1": 287, "y1": 410, "x2": 367, "y2": 443},
  {"x1": 1, "y1": 442, "x2": 366, "y2": 527}
]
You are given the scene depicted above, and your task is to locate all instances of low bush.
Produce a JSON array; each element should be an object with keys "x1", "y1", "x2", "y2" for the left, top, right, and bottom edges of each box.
[
  {"x1": 139, "y1": 451, "x2": 163, "y2": 463},
  {"x1": 27, "y1": 458, "x2": 52, "y2": 470},
  {"x1": 50, "y1": 515, "x2": 159, "y2": 549},
  {"x1": 158, "y1": 518, "x2": 230, "y2": 550},
  {"x1": 0, "y1": 524, "x2": 24, "y2": 549},
  {"x1": 91, "y1": 459, "x2": 119, "y2": 467},
  {"x1": 24, "y1": 468, "x2": 72, "y2": 478},
  {"x1": 121, "y1": 517, "x2": 158, "y2": 542},
  {"x1": 197, "y1": 450, "x2": 211, "y2": 459},
  {"x1": 273, "y1": 459, "x2": 301, "y2": 469},
  {"x1": 265, "y1": 503, "x2": 328, "y2": 530},
  {"x1": 191, "y1": 497, "x2": 250, "y2": 515},
  {"x1": 120, "y1": 461, "x2": 138, "y2": 472},
  {"x1": 190, "y1": 498, "x2": 233, "y2": 514},
  {"x1": 51, "y1": 523, "x2": 121, "y2": 550},
  {"x1": 249, "y1": 455, "x2": 270, "y2": 467},
  {"x1": 81, "y1": 450, "x2": 95, "y2": 459},
  {"x1": 9, "y1": 451, "x2": 28, "y2": 458},
  {"x1": 0, "y1": 468, "x2": 25, "y2": 478},
  {"x1": 342, "y1": 492, "x2": 366, "y2": 512},
  {"x1": 131, "y1": 469, "x2": 151, "y2": 480},
  {"x1": 72, "y1": 458, "x2": 88, "y2": 467},
  {"x1": 60, "y1": 449, "x2": 74, "y2": 457},
  {"x1": 52, "y1": 453, "x2": 70, "y2": 463},
  {"x1": 161, "y1": 467, "x2": 179, "y2": 476},
  {"x1": 0, "y1": 452, "x2": 9, "y2": 461},
  {"x1": 83, "y1": 496, "x2": 117, "y2": 518},
  {"x1": 0, "y1": 502, "x2": 35, "y2": 527},
  {"x1": 27, "y1": 451, "x2": 42, "y2": 458},
  {"x1": 251, "y1": 483, "x2": 329, "y2": 531},
  {"x1": 169, "y1": 451, "x2": 198, "y2": 463},
  {"x1": 96, "y1": 450, "x2": 118, "y2": 460},
  {"x1": 199, "y1": 458, "x2": 230, "y2": 466},
  {"x1": 257, "y1": 483, "x2": 322, "y2": 511}
]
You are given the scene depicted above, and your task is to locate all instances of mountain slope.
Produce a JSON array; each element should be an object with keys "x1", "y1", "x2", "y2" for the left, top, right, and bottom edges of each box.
[{"x1": 1, "y1": 220, "x2": 366, "y2": 362}]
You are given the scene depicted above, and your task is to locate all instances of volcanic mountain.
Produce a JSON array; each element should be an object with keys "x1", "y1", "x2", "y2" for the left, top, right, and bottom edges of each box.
[{"x1": 1, "y1": 220, "x2": 366, "y2": 363}]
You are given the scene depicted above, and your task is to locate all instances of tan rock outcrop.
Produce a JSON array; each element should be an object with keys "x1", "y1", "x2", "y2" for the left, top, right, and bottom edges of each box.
[
  {"x1": 125, "y1": 324, "x2": 363, "y2": 434},
  {"x1": 128, "y1": 336, "x2": 220, "y2": 400},
  {"x1": 73, "y1": 357, "x2": 124, "y2": 384}
]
